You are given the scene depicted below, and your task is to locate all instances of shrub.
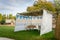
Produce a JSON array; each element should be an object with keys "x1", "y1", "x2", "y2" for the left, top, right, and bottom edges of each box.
[{"x1": 1, "y1": 19, "x2": 5, "y2": 24}]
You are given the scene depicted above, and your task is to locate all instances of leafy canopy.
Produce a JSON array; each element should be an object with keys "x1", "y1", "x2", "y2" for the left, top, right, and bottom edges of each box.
[{"x1": 27, "y1": 1, "x2": 56, "y2": 13}]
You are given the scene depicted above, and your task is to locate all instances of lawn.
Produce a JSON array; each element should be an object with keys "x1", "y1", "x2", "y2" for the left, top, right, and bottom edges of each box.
[{"x1": 0, "y1": 26, "x2": 55, "y2": 40}]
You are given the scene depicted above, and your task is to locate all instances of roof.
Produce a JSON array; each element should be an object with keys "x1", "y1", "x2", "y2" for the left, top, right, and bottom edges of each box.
[
  {"x1": 17, "y1": 9, "x2": 54, "y2": 16},
  {"x1": 17, "y1": 9, "x2": 43, "y2": 16}
]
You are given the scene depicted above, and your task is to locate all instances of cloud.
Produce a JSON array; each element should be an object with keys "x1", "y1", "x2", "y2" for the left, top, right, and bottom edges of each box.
[
  {"x1": 0, "y1": 0, "x2": 34, "y2": 10},
  {"x1": 0, "y1": 0, "x2": 54, "y2": 15},
  {"x1": 0, "y1": 0, "x2": 34, "y2": 15}
]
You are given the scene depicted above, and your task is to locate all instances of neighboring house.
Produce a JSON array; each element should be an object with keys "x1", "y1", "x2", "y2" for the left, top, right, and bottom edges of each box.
[{"x1": 5, "y1": 19, "x2": 15, "y2": 25}]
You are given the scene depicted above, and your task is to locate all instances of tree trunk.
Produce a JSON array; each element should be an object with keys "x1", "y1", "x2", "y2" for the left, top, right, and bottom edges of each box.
[{"x1": 55, "y1": 14, "x2": 60, "y2": 40}]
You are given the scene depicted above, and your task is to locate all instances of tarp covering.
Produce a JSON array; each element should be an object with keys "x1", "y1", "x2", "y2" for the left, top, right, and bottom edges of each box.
[
  {"x1": 14, "y1": 14, "x2": 41, "y2": 31},
  {"x1": 15, "y1": 9, "x2": 52, "y2": 36},
  {"x1": 40, "y1": 10, "x2": 52, "y2": 35}
]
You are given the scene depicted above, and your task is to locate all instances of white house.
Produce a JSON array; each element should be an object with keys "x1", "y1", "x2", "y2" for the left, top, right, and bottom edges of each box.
[{"x1": 5, "y1": 19, "x2": 15, "y2": 25}]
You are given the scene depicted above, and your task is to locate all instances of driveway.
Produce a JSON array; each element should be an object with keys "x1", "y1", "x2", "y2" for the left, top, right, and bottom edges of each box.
[{"x1": 0, "y1": 37, "x2": 14, "y2": 40}]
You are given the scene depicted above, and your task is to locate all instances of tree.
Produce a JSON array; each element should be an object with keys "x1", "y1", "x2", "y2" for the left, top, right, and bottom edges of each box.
[
  {"x1": 13, "y1": 16, "x2": 16, "y2": 20},
  {"x1": 54, "y1": 0, "x2": 60, "y2": 40},
  {"x1": 2, "y1": 14, "x2": 6, "y2": 20},
  {"x1": 1, "y1": 19, "x2": 5, "y2": 24},
  {"x1": 0, "y1": 13, "x2": 2, "y2": 24},
  {"x1": 27, "y1": 1, "x2": 56, "y2": 13},
  {"x1": 0, "y1": 14, "x2": 6, "y2": 24},
  {"x1": 1, "y1": 14, "x2": 6, "y2": 24},
  {"x1": 9, "y1": 14, "x2": 13, "y2": 19}
]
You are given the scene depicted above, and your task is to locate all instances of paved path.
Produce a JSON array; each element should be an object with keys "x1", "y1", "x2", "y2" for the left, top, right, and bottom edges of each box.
[{"x1": 0, "y1": 37, "x2": 14, "y2": 40}]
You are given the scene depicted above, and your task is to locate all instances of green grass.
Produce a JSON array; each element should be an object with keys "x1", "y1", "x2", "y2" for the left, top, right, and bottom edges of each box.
[{"x1": 0, "y1": 26, "x2": 55, "y2": 40}]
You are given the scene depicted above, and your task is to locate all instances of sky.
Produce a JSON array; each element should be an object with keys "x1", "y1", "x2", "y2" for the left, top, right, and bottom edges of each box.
[{"x1": 0, "y1": 0, "x2": 54, "y2": 16}]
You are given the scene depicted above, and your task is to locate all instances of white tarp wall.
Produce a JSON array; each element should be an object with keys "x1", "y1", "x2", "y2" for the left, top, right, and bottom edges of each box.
[
  {"x1": 40, "y1": 10, "x2": 52, "y2": 35},
  {"x1": 14, "y1": 15, "x2": 27, "y2": 31},
  {"x1": 14, "y1": 14, "x2": 42, "y2": 32},
  {"x1": 31, "y1": 16, "x2": 42, "y2": 29}
]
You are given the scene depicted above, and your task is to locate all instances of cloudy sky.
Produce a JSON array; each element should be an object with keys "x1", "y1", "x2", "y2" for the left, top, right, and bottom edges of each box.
[{"x1": 0, "y1": 0, "x2": 54, "y2": 15}]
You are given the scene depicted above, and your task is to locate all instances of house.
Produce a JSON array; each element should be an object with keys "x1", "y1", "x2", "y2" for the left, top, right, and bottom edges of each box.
[{"x1": 5, "y1": 19, "x2": 15, "y2": 25}]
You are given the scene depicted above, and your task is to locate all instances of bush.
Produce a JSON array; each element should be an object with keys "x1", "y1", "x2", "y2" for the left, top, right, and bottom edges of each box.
[{"x1": 1, "y1": 19, "x2": 5, "y2": 24}]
